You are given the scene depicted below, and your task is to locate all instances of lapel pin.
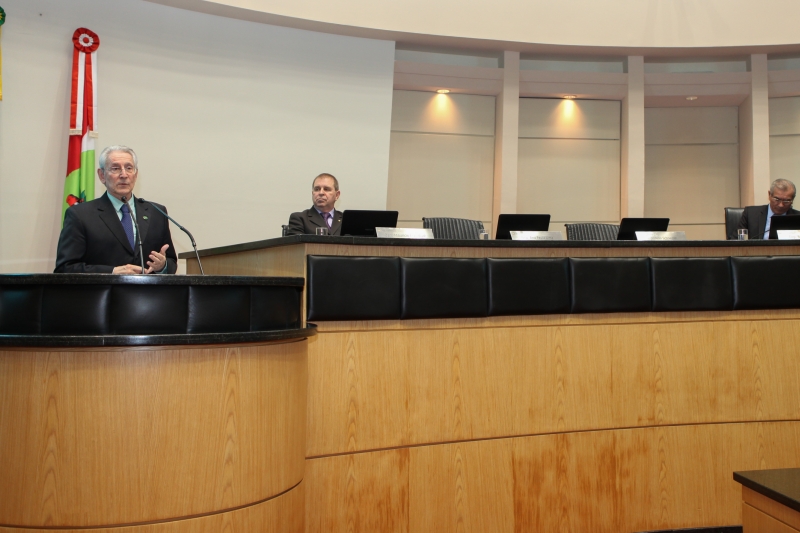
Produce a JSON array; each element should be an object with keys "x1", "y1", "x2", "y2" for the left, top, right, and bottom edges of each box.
[{"x1": 143, "y1": 216, "x2": 148, "y2": 220}]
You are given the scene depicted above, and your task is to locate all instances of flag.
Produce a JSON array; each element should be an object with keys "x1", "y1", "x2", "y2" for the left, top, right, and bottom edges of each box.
[
  {"x1": 0, "y1": 6, "x2": 6, "y2": 100},
  {"x1": 62, "y1": 28, "x2": 99, "y2": 223}
]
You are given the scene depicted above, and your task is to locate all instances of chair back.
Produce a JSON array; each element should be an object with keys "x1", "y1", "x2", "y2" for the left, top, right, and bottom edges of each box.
[
  {"x1": 724, "y1": 207, "x2": 744, "y2": 240},
  {"x1": 281, "y1": 224, "x2": 290, "y2": 237},
  {"x1": 422, "y1": 217, "x2": 485, "y2": 240},
  {"x1": 565, "y1": 223, "x2": 620, "y2": 241}
]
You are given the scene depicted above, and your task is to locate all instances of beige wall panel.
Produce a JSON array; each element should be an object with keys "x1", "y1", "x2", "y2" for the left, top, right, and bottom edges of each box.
[
  {"x1": 387, "y1": 132, "x2": 494, "y2": 222},
  {"x1": 0, "y1": 484, "x2": 303, "y2": 533},
  {"x1": 518, "y1": 98, "x2": 620, "y2": 139},
  {"x1": 0, "y1": 341, "x2": 307, "y2": 527},
  {"x1": 644, "y1": 144, "x2": 740, "y2": 224},
  {"x1": 645, "y1": 107, "x2": 739, "y2": 145},
  {"x1": 769, "y1": 135, "x2": 800, "y2": 186},
  {"x1": 769, "y1": 96, "x2": 800, "y2": 136},
  {"x1": 668, "y1": 224, "x2": 726, "y2": 240},
  {"x1": 305, "y1": 450, "x2": 409, "y2": 533},
  {"x1": 391, "y1": 90, "x2": 496, "y2": 136},
  {"x1": 409, "y1": 439, "x2": 514, "y2": 533},
  {"x1": 307, "y1": 318, "x2": 800, "y2": 457},
  {"x1": 517, "y1": 138, "x2": 620, "y2": 222}
]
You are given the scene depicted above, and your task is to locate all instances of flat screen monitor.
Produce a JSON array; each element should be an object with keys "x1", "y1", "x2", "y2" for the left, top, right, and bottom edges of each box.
[
  {"x1": 494, "y1": 214, "x2": 551, "y2": 240},
  {"x1": 768, "y1": 215, "x2": 800, "y2": 239},
  {"x1": 617, "y1": 218, "x2": 670, "y2": 240},
  {"x1": 340, "y1": 210, "x2": 399, "y2": 237}
]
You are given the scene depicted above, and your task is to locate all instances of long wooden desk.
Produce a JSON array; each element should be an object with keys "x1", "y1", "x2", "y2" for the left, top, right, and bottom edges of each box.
[
  {"x1": 735, "y1": 469, "x2": 800, "y2": 532},
  {"x1": 182, "y1": 237, "x2": 800, "y2": 533}
]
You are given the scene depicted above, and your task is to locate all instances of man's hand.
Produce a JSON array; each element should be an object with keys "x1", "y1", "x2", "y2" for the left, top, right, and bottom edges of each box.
[
  {"x1": 112, "y1": 264, "x2": 143, "y2": 275},
  {"x1": 145, "y1": 244, "x2": 170, "y2": 274}
]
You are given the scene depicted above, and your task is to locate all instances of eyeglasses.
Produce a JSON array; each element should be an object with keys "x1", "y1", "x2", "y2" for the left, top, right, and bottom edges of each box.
[
  {"x1": 771, "y1": 196, "x2": 794, "y2": 205},
  {"x1": 106, "y1": 165, "x2": 136, "y2": 176}
]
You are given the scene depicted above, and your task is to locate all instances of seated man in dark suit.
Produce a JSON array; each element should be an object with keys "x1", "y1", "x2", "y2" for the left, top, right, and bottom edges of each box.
[
  {"x1": 286, "y1": 173, "x2": 343, "y2": 236},
  {"x1": 738, "y1": 178, "x2": 799, "y2": 239},
  {"x1": 55, "y1": 145, "x2": 178, "y2": 274}
]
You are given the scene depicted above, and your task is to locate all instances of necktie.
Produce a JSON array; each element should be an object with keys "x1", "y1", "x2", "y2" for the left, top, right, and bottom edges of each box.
[
  {"x1": 325, "y1": 212, "x2": 332, "y2": 228},
  {"x1": 120, "y1": 203, "x2": 135, "y2": 249}
]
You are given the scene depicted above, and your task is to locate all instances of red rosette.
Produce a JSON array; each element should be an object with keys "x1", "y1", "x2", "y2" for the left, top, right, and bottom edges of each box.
[{"x1": 72, "y1": 28, "x2": 100, "y2": 53}]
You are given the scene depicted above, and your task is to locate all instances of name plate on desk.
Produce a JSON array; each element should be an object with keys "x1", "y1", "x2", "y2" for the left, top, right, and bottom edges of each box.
[
  {"x1": 777, "y1": 230, "x2": 800, "y2": 240},
  {"x1": 376, "y1": 227, "x2": 434, "y2": 239},
  {"x1": 510, "y1": 231, "x2": 564, "y2": 241},
  {"x1": 635, "y1": 231, "x2": 687, "y2": 241}
]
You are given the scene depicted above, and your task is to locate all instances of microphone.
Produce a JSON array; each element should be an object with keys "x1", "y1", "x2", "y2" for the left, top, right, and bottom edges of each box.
[
  {"x1": 138, "y1": 198, "x2": 205, "y2": 275},
  {"x1": 121, "y1": 196, "x2": 146, "y2": 274}
]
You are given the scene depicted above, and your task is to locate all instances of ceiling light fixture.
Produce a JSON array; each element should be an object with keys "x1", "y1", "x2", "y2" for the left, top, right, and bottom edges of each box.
[
  {"x1": 686, "y1": 96, "x2": 698, "y2": 101},
  {"x1": 437, "y1": 89, "x2": 450, "y2": 94},
  {"x1": 563, "y1": 95, "x2": 577, "y2": 99}
]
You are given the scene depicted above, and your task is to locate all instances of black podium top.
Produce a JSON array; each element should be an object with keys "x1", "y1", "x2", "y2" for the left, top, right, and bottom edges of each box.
[
  {"x1": 734, "y1": 468, "x2": 800, "y2": 514},
  {"x1": 0, "y1": 274, "x2": 313, "y2": 347}
]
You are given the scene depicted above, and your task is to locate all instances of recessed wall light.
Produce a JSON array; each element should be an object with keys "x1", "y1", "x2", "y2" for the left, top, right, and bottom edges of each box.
[
  {"x1": 563, "y1": 95, "x2": 577, "y2": 99},
  {"x1": 437, "y1": 89, "x2": 450, "y2": 94},
  {"x1": 686, "y1": 96, "x2": 698, "y2": 101}
]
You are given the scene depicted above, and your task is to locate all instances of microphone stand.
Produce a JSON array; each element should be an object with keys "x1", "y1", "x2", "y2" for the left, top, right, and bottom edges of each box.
[
  {"x1": 138, "y1": 198, "x2": 205, "y2": 275},
  {"x1": 122, "y1": 196, "x2": 146, "y2": 274}
]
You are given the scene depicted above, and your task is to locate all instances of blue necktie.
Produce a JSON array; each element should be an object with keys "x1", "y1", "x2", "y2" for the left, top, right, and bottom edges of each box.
[{"x1": 120, "y1": 203, "x2": 135, "y2": 250}]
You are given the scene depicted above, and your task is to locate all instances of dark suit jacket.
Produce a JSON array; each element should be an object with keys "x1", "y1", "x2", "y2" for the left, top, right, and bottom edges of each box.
[
  {"x1": 55, "y1": 193, "x2": 178, "y2": 273},
  {"x1": 286, "y1": 206, "x2": 342, "y2": 236},
  {"x1": 738, "y1": 205, "x2": 800, "y2": 240}
]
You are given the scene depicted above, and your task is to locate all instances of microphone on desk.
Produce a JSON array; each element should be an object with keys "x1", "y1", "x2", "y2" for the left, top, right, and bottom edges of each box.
[
  {"x1": 121, "y1": 196, "x2": 146, "y2": 274},
  {"x1": 138, "y1": 198, "x2": 205, "y2": 275}
]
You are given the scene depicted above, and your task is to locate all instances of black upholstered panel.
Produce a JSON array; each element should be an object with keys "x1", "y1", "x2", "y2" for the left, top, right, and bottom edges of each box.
[
  {"x1": 111, "y1": 285, "x2": 188, "y2": 334},
  {"x1": 651, "y1": 258, "x2": 733, "y2": 311},
  {"x1": 401, "y1": 258, "x2": 487, "y2": 319},
  {"x1": 251, "y1": 286, "x2": 302, "y2": 329},
  {"x1": 570, "y1": 257, "x2": 651, "y2": 313},
  {"x1": 725, "y1": 207, "x2": 745, "y2": 240},
  {"x1": 732, "y1": 256, "x2": 800, "y2": 310},
  {"x1": 187, "y1": 285, "x2": 250, "y2": 334},
  {"x1": 0, "y1": 286, "x2": 42, "y2": 334},
  {"x1": 307, "y1": 256, "x2": 400, "y2": 321},
  {"x1": 41, "y1": 285, "x2": 111, "y2": 334},
  {"x1": 487, "y1": 258, "x2": 570, "y2": 316}
]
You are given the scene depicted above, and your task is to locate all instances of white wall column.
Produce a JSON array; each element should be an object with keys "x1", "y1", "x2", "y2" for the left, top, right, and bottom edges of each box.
[
  {"x1": 739, "y1": 54, "x2": 771, "y2": 206},
  {"x1": 621, "y1": 56, "x2": 645, "y2": 218},
  {"x1": 493, "y1": 51, "x2": 520, "y2": 228}
]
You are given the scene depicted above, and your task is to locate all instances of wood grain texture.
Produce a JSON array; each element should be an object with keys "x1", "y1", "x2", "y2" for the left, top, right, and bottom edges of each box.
[
  {"x1": 0, "y1": 481, "x2": 304, "y2": 533},
  {"x1": 305, "y1": 422, "x2": 800, "y2": 533},
  {"x1": 742, "y1": 486, "x2": 800, "y2": 531},
  {"x1": 307, "y1": 317, "x2": 800, "y2": 456},
  {"x1": 0, "y1": 340, "x2": 307, "y2": 528}
]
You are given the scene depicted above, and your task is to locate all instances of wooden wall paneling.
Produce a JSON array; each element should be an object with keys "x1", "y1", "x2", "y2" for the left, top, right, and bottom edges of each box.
[
  {"x1": 0, "y1": 341, "x2": 307, "y2": 528},
  {"x1": 409, "y1": 439, "x2": 514, "y2": 533},
  {"x1": 0, "y1": 483, "x2": 304, "y2": 533},
  {"x1": 186, "y1": 243, "x2": 307, "y2": 277},
  {"x1": 305, "y1": 450, "x2": 409, "y2": 533}
]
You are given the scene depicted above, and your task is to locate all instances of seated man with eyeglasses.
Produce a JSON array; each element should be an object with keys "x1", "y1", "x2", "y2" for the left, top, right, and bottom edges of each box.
[
  {"x1": 738, "y1": 178, "x2": 800, "y2": 240},
  {"x1": 55, "y1": 145, "x2": 177, "y2": 274}
]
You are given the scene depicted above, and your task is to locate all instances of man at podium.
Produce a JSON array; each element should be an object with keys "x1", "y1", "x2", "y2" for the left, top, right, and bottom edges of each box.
[
  {"x1": 54, "y1": 146, "x2": 177, "y2": 274},
  {"x1": 286, "y1": 173, "x2": 343, "y2": 236}
]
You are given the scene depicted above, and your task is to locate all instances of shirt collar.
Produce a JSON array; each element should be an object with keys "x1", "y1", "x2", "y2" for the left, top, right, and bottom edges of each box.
[
  {"x1": 314, "y1": 206, "x2": 334, "y2": 218},
  {"x1": 108, "y1": 192, "x2": 135, "y2": 213}
]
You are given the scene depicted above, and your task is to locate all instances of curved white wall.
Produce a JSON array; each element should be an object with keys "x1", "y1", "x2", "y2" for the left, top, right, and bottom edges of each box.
[{"x1": 154, "y1": 0, "x2": 800, "y2": 51}]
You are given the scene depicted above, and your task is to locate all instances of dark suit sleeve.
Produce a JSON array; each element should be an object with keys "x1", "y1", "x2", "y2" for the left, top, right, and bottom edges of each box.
[
  {"x1": 286, "y1": 211, "x2": 306, "y2": 236},
  {"x1": 737, "y1": 209, "x2": 749, "y2": 232},
  {"x1": 54, "y1": 207, "x2": 115, "y2": 273}
]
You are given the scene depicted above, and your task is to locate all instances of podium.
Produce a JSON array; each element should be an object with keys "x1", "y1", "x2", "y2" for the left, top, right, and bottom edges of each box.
[{"x1": 0, "y1": 274, "x2": 313, "y2": 533}]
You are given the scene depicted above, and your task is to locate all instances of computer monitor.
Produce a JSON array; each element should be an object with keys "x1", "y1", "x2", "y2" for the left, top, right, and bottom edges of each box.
[
  {"x1": 768, "y1": 215, "x2": 800, "y2": 239},
  {"x1": 617, "y1": 218, "x2": 670, "y2": 240},
  {"x1": 494, "y1": 214, "x2": 551, "y2": 240},
  {"x1": 340, "y1": 210, "x2": 399, "y2": 237}
]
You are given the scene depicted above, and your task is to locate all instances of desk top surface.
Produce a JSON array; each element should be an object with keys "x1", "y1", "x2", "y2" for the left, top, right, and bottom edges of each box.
[
  {"x1": 178, "y1": 235, "x2": 800, "y2": 259},
  {"x1": 734, "y1": 468, "x2": 800, "y2": 513}
]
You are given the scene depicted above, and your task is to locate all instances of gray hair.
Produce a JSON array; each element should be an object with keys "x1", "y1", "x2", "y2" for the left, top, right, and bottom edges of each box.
[
  {"x1": 312, "y1": 173, "x2": 339, "y2": 191},
  {"x1": 99, "y1": 145, "x2": 138, "y2": 171}
]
